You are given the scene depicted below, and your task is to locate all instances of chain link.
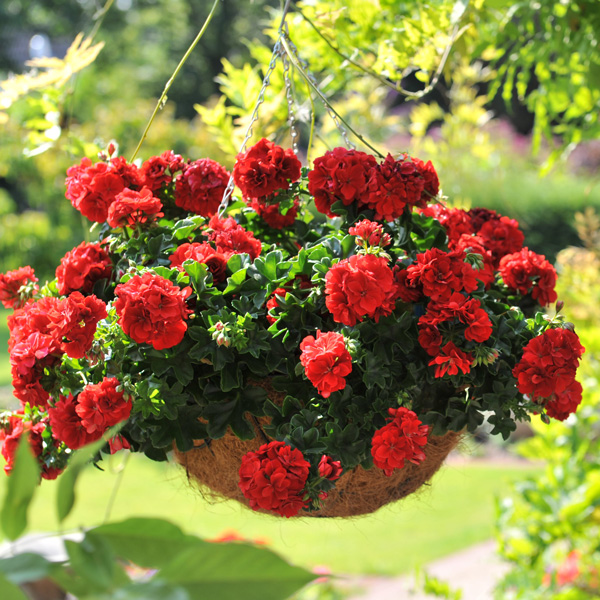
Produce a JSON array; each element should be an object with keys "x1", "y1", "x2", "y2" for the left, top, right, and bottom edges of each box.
[
  {"x1": 218, "y1": 38, "x2": 283, "y2": 216},
  {"x1": 281, "y1": 25, "x2": 299, "y2": 155},
  {"x1": 284, "y1": 33, "x2": 355, "y2": 150}
]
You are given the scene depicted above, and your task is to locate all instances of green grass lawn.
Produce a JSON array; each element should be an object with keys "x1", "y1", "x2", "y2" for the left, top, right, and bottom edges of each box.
[{"x1": 0, "y1": 452, "x2": 537, "y2": 575}]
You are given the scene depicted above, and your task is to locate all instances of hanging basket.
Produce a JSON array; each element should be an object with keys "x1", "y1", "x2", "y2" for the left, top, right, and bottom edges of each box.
[{"x1": 174, "y1": 422, "x2": 460, "y2": 519}]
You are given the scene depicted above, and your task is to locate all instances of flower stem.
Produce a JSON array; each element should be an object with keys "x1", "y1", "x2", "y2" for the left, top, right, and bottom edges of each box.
[{"x1": 129, "y1": 0, "x2": 220, "y2": 163}]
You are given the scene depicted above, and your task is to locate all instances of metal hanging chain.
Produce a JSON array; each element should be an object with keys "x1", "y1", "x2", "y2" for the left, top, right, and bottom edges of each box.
[
  {"x1": 217, "y1": 0, "x2": 295, "y2": 216},
  {"x1": 283, "y1": 32, "x2": 356, "y2": 150},
  {"x1": 217, "y1": 37, "x2": 284, "y2": 216},
  {"x1": 281, "y1": 36, "x2": 299, "y2": 155}
]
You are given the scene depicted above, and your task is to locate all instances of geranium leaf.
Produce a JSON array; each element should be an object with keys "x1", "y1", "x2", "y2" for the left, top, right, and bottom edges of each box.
[{"x1": 1, "y1": 436, "x2": 40, "y2": 541}]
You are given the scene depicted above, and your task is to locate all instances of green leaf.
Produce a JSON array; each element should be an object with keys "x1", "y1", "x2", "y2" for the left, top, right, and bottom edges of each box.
[
  {"x1": 0, "y1": 572, "x2": 27, "y2": 600},
  {"x1": 90, "y1": 518, "x2": 198, "y2": 569},
  {"x1": 157, "y1": 542, "x2": 315, "y2": 600},
  {"x1": 106, "y1": 580, "x2": 190, "y2": 600},
  {"x1": 1, "y1": 436, "x2": 40, "y2": 540},
  {"x1": 0, "y1": 553, "x2": 52, "y2": 585},
  {"x1": 56, "y1": 428, "x2": 121, "y2": 523},
  {"x1": 64, "y1": 533, "x2": 119, "y2": 593}
]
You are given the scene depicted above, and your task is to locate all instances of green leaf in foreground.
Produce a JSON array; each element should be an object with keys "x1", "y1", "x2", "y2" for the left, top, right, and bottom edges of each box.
[
  {"x1": 157, "y1": 540, "x2": 315, "y2": 600},
  {"x1": 0, "y1": 572, "x2": 27, "y2": 600},
  {"x1": 56, "y1": 426, "x2": 121, "y2": 523},
  {"x1": 1, "y1": 436, "x2": 40, "y2": 540},
  {"x1": 91, "y1": 517, "x2": 199, "y2": 569},
  {"x1": 0, "y1": 553, "x2": 52, "y2": 585}
]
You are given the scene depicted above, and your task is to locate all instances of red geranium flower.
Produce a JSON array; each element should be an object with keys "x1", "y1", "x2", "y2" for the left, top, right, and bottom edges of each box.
[
  {"x1": 238, "y1": 440, "x2": 310, "y2": 517},
  {"x1": 308, "y1": 147, "x2": 377, "y2": 217},
  {"x1": 364, "y1": 154, "x2": 426, "y2": 220},
  {"x1": 114, "y1": 272, "x2": 192, "y2": 350},
  {"x1": 325, "y1": 254, "x2": 400, "y2": 326},
  {"x1": 371, "y1": 407, "x2": 429, "y2": 476},
  {"x1": 428, "y1": 341, "x2": 473, "y2": 377},
  {"x1": 141, "y1": 150, "x2": 185, "y2": 191},
  {"x1": 49, "y1": 394, "x2": 103, "y2": 450},
  {"x1": 299, "y1": 330, "x2": 352, "y2": 398},
  {"x1": 512, "y1": 328, "x2": 585, "y2": 400},
  {"x1": 452, "y1": 234, "x2": 496, "y2": 288},
  {"x1": 107, "y1": 186, "x2": 164, "y2": 229},
  {"x1": 233, "y1": 138, "x2": 301, "y2": 199},
  {"x1": 47, "y1": 292, "x2": 107, "y2": 359},
  {"x1": 499, "y1": 247, "x2": 557, "y2": 306},
  {"x1": 477, "y1": 215, "x2": 525, "y2": 266},
  {"x1": 318, "y1": 455, "x2": 343, "y2": 481},
  {"x1": 1, "y1": 414, "x2": 62, "y2": 479},
  {"x1": 169, "y1": 242, "x2": 228, "y2": 283},
  {"x1": 349, "y1": 219, "x2": 391, "y2": 247},
  {"x1": 406, "y1": 248, "x2": 478, "y2": 303},
  {"x1": 545, "y1": 379, "x2": 583, "y2": 421},
  {"x1": 174, "y1": 158, "x2": 230, "y2": 216},
  {"x1": 412, "y1": 157, "x2": 440, "y2": 202},
  {"x1": 250, "y1": 197, "x2": 299, "y2": 229},
  {"x1": 75, "y1": 378, "x2": 132, "y2": 434},
  {"x1": 420, "y1": 204, "x2": 474, "y2": 247},
  {"x1": 65, "y1": 156, "x2": 143, "y2": 223},
  {"x1": 0, "y1": 266, "x2": 38, "y2": 309},
  {"x1": 207, "y1": 215, "x2": 262, "y2": 260},
  {"x1": 419, "y1": 292, "x2": 492, "y2": 343},
  {"x1": 56, "y1": 242, "x2": 112, "y2": 296}
]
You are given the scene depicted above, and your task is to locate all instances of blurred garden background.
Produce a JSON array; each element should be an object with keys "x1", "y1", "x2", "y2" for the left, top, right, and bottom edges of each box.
[{"x1": 0, "y1": 0, "x2": 599, "y2": 598}]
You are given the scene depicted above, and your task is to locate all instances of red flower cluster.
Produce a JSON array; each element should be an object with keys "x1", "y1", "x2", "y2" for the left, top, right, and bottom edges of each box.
[
  {"x1": 107, "y1": 186, "x2": 164, "y2": 229},
  {"x1": 206, "y1": 215, "x2": 262, "y2": 260},
  {"x1": 174, "y1": 158, "x2": 230, "y2": 216},
  {"x1": 238, "y1": 440, "x2": 310, "y2": 517},
  {"x1": 249, "y1": 197, "x2": 299, "y2": 229},
  {"x1": 499, "y1": 247, "x2": 557, "y2": 306},
  {"x1": 453, "y1": 234, "x2": 496, "y2": 288},
  {"x1": 371, "y1": 407, "x2": 429, "y2": 476},
  {"x1": 48, "y1": 379, "x2": 131, "y2": 450},
  {"x1": 349, "y1": 219, "x2": 391, "y2": 248},
  {"x1": 169, "y1": 242, "x2": 228, "y2": 283},
  {"x1": 308, "y1": 148, "x2": 377, "y2": 217},
  {"x1": 233, "y1": 138, "x2": 301, "y2": 199},
  {"x1": 9, "y1": 294, "x2": 106, "y2": 406},
  {"x1": 1, "y1": 414, "x2": 62, "y2": 479},
  {"x1": 65, "y1": 156, "x2": 143, "y2": 223},
  {"x1": 404, "y1": 248, "x2": 478, "y2": 302},
  {"x1": 318, "y1": 455, "x2": 343, "y2": 481},
  {"x1": 308, "y1": 149, "x2": 439, "y2": 219},
  {"x1": 417, "y1": 291, "x2": 492, "y2": 374},
  {"x1": 141, "y1": 150, "x2": 185, "y2": 192},
  {"x1": 325, "y1": 254, "x2": 399, "y2": 326},
  {"x1": 428, "y1": 341, "x2": 473, "y2": 378},
  {"x1": 114, "y1": 272, "x2": 191, "y2": 350},
  {"x1": 56, "y1": 242, "x2": 112, "y2": 296},
  {"x1": 513, "y1": 328, "x2": 585, "y2": 420},
  {"x1": 420, "y1": 204, "x2": 474, "y2": 247},
  {"x1": 421, "y1": 204, "x2": 524, "y2": 267},
  {"x1": 0, "y1": 266, "x2": 38, "y2": 309},
  {"x1": 299, "y1": 330, "x2": 352, "y2": 398},
  {"x1": 47, "y1": 293, "x2": 107, "y2": 359},
  {"x1": 364, "y1": 154, "x2": 428, "y2": 220}
]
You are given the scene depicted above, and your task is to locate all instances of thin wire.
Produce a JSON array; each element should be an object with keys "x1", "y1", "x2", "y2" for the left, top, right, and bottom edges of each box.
[
  {"x1": 129, "y1": 0, "x2": 220, "y2": 163},
  {"x1": 217, "y1": 38, "x2": 284, "y2": 215},
  {"x1": 281, "y1": 38, "x2": 299, "y2": 155},
  {"x1": 102, "y1": 451, "x2": 131, "y2": 524},
  {"x1": 281, "y1": 33, "x2": 385, "y2": 158}
]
